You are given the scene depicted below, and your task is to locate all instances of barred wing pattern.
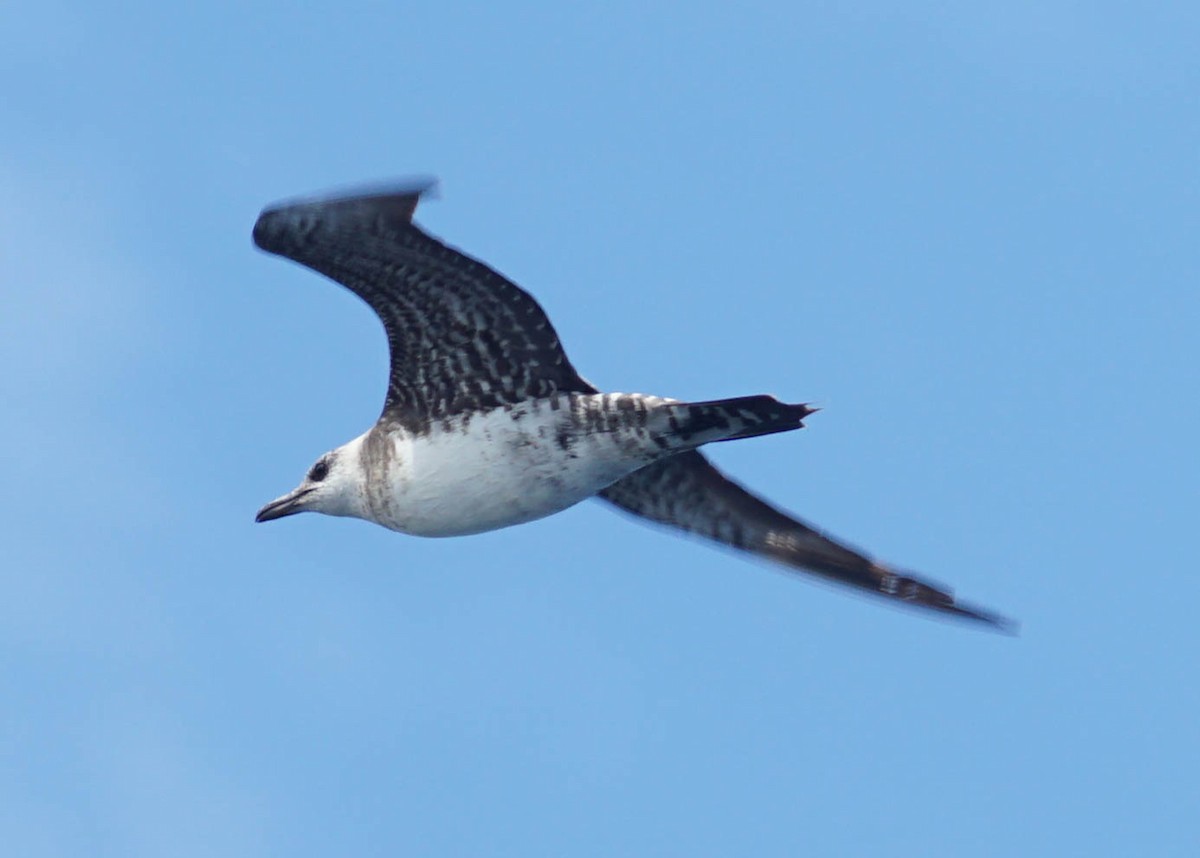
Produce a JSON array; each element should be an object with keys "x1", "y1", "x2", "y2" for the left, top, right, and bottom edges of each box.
[
  {"x1": 600, "y1": 452, "x2": 1012, "y2": 629},
  {"x1": 253, "y1": 181, "x2": 593, "y2": 434}
]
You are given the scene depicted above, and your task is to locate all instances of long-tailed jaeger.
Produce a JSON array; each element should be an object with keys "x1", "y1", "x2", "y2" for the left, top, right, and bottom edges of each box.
[{"x1": 253, "y1": 179, "x2": 1012, "y2": 630}]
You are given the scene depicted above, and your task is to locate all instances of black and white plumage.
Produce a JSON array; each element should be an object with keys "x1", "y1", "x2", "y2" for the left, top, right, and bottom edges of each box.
[{"x1": 253, "y1": 179, "x2": 1012, "y2": 630}]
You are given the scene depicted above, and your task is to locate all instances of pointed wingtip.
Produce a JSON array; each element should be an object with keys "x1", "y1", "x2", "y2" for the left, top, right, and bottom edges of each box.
[
  {"x1": 876, "y1": 564, "x2": 1017, "y2": 634},
  {"x1": 946, "y1": 601, "x2": 1020, "y2": 635}
]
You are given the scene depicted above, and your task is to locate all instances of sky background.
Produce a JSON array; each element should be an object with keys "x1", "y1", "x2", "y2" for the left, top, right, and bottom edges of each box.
[{"x1": 3, "y1": 2, "x2": 1199, "y2": 856}]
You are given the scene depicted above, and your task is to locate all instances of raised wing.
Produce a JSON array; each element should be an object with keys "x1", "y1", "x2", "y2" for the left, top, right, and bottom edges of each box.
[
  {"x1": 599, "y1": 451, "x2": 1014, "y2": 630},
  {"x1": 252, "y1": 179, "x2": 592, "y2": 433}
]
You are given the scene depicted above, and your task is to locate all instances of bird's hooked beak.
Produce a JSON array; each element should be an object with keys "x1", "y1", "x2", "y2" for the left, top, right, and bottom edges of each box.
[{"x1": 255, "y1": 486, "x2": 314, "y2": 523}]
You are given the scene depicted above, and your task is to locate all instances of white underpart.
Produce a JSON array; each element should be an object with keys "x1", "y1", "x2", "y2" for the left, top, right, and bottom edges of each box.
[{"x1": 351, "y1": 396, "x2": 669, "y2": 537}]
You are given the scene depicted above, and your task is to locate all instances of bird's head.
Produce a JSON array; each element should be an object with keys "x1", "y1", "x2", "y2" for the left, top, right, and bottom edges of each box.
[{"x1": 255, "y1": 444, "x2": 364, "y2": 523}]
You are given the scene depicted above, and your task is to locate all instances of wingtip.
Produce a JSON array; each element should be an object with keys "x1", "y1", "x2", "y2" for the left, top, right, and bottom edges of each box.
[
  {"x1": 253, "y1": 175, "x2": 441, "y2": 252},
  {"x1": 877, "y1": 564, "x2": 1017, "y2": 634},
  {"x1": 948, "y1": 601, "x2": 1020, "y2": 635},
  {"x1": 261, "y1": 175, "x2": 439, "y2": 210}
]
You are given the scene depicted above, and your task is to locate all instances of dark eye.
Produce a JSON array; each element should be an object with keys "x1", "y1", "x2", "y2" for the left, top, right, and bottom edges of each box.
[{"x1": 308, "y1": 460, "x2": 329, "y2": 482}]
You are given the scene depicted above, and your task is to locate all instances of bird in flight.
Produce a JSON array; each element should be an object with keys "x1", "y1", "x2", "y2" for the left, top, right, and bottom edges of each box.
[{"x1": 253, "y1": 179, "x2": 1012, "y2": 630}]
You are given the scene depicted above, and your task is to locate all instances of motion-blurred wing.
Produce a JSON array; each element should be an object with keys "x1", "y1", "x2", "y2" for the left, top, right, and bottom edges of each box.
[{"x1": 253, "y1": 179, "x2": 592, "y2": 433}]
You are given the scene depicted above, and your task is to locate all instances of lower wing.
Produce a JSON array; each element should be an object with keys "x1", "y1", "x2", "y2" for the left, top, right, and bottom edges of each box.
[{"x1": 597, "y1": 451, "x2": 1014, "y2": 631}]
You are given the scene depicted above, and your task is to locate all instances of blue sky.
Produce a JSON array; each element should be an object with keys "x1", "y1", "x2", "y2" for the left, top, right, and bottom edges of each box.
[{"x1": 3, "y1": 2, "x2": 1198, "y2": 855}]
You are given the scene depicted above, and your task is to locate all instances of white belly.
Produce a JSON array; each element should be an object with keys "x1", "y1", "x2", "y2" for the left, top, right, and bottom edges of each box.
[{"x1": 365, "y1": 400, "x2": 657, "y2": 537}]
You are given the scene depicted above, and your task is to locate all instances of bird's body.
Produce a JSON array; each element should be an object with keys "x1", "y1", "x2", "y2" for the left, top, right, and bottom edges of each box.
[
  {"x1": 327, "y1": 392, "x2": 809, "y2": 537},
  {"x1": 253, "y1": 179, "x2": 1012, "y2": 630}
]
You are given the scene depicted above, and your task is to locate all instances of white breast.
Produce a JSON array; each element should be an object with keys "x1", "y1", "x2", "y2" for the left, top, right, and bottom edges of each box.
[{"x1": 363, "y1": 397, "x2": 659, "y2": 537}]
